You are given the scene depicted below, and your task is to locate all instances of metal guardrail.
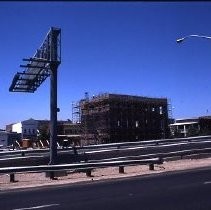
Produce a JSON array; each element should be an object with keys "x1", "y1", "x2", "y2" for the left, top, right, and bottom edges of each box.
[
  {"x1": 87, "y1": 147, "x2": 211, "y2": 163},
  {"x1": 0, "y1": 158, "x2": 162, "y2": 175},
  {"x1": 1, "y1": 139, "x2": 211, "y2": 168},
  {"x1": 1, "y1": 138, "x2": 211, "y2": 182},
  {"x1": 1, "y1": 135, "x2": 211, "y2": 158},
  {"x1": 0, "y1": 148, "x2": 49, "y2": 157},
  {"x1": 80, "y1": 135, "x2": 211, "y2": 150},
  {"x1": 3, "y1": 146, "x2": 210, "y2": 182},
  {"x1": 1, "y1": 145, "x2": 210, "y2": 167},
  {"x1": 84, "y1": 140, "x2": 211, "y2": 161}
]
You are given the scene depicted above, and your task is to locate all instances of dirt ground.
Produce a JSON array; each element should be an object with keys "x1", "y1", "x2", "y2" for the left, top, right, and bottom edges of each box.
[{"x1": 1, "y1": 157, "x2": 211, "y2": 191}]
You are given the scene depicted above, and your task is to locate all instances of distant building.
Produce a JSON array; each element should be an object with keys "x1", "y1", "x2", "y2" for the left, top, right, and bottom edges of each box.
[
  {"x1": 4, "y1": 91, "x2": 172, "y2": 147},
  {"x1": 57, "y1": 122, "x2": 82, "y2": 146},
  {"x1": 78, "y1": 93, "x2": 170, "y2": 145},
  {"x1": 199, "y1": 116, "x2": 211, "y2": 135},
  {"x1": 0, "y1": 130, "x2": 21, "y2": 148},
  {"x1": 5, "y1": 119, "x2": 77, "y2": 143},
  {"x1": 169, "y1": 116, "x2": 211, "y2": 138},
  {"x1": 6, "y1": 118, "x2": 39, "y2": 140}
]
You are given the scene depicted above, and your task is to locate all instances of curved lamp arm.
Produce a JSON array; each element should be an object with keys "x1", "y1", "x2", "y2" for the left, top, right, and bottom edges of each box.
[{"x1": 176, "y1": 34, "x2": 211, "y2": 43}]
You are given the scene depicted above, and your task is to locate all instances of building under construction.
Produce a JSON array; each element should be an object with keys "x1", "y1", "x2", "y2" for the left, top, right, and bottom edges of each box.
[{"x1": 73, "y1": 93, "x2": 170, "y2": 145}]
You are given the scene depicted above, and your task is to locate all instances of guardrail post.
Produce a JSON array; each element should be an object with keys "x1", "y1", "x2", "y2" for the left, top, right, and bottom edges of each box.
[
  {"x1": 49, "y1": 171, "x2": 58, "y2": 180},
  {"x1": 73, "y1": 146, "x2": 78, "y2": 155},
  {"x1": 10, "y1": 173, "x2": 16, "y2": 182},
  {"x1": 119, "y1": 166, "x2": 124, "y2": 173},
  {"x1": 149, "y1": 163, "x2": 154, "y2": 170},
  {"x1": 86, "y1": 169, "x2": 92, "y2": 177}
]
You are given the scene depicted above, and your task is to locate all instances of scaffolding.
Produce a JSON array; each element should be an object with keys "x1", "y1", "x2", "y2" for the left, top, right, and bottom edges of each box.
[
  {"x1": 72, "y1": 102, "x2": 81, "y2": 124},
  {"x1": 168, "y1": 98, "x2": 173, "y2": 120},
  {"x1": 78, "y1": 93, "x2": 170, "y2": 144},
  {"x1": 71, "y1": 92, "x2": 100, "y2": 145}
]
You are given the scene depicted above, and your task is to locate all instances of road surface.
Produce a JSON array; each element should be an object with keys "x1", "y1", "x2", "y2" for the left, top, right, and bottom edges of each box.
[{"x1": 1, "y1": 167, "x2": 211, "y2": 210}]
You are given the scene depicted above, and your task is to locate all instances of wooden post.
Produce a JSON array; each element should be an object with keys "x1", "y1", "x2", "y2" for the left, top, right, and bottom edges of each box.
[
  {"x1": 49, "y1": 171, "x2": 58, "y2": 180},
  {"x1": 149, "y1": 163, "x2": 154, "y2": 170},
  {"x1": 10, "y1": 173, "x2": 15, "y2": 182},
  {"x1": 119, "y1": 166, "x2": 125, "y2": 173},
  {"x1": 86, "y1": 169, "x2": 92, "y2": 177}
]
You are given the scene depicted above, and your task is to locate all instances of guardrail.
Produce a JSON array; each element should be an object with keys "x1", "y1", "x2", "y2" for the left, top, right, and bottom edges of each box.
[
  {"x1": 84, "y1": 140, "x2": 211, "y2": 161},
  {"x1": 87, "y1": 147, "x2": 211, "y2": 163},
  {"x1": 80, "y1": 135, "x2": 211, "y2": 150},
  {"x1": 0, "y1": 157, "x2": 162, "y2": 182},
  {"x1": 1, "y1": 139, "x2": 211, "y2": 168},
  {"x1": 1, "y1": 135, "x2": 211, "y2": 158},
  {"x1": 1, "y1": 135, "x2": 211, "y2": 183},
  {"x1": 0, "y1": 158, "x2": 162, "y2": 174},
  {"x1": 1, "y1": 146, "x2": 211, "y2": 182}
]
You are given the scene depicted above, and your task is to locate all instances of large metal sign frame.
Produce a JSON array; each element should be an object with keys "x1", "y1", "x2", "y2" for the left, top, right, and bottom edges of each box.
[{"x1": 9, "y1": 27, "x2": 61, "y2": 166}]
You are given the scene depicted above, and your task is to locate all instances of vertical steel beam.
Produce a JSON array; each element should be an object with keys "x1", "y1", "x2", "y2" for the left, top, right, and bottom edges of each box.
[
  {"x1": 49, "y1": 27, "x2": 61, "y2": 166},
  {"x1": 49, "y1": 65, "x2": 58, "y2": 165}
]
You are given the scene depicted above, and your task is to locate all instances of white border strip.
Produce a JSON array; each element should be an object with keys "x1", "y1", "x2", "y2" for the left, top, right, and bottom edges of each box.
[{"x1": 13, "y1": 203, "x2": 60, "y2": 210}]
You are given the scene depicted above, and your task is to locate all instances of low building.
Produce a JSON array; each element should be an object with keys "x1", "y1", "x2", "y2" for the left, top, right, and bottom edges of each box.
[
  {"x1": 7, "y1": 118, "x2": 39, "y2": 140},
  {"x1": 57, "y1": 122, "x2": 82, "y2": 146},
  {"x1": 0, "y1": 130, "x2": 21, "y2": 148},
  {"x1": 169, "y1": 116, "x2": 211, "y2": 138},
  {"x1": 5, "y1": 119, "x2": 81, "y2": 145}
]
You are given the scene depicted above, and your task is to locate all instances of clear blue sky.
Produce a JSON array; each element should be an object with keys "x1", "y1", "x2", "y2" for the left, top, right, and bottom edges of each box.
[{"x1": 1, "y1": 2, "x2": 211, "y2": 128}]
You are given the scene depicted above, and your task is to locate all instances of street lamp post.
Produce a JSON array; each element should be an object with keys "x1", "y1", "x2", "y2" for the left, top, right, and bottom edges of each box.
[
  {"x1": 176, "y1": 34, "x2": 211, "y2": 135},
  {"x1": 176, "y1": 34, "x2": 211, "y2": 43}
]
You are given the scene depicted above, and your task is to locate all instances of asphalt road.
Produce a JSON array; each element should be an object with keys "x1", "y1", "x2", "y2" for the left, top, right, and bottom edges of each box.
[{"x1": 1, "y1": 167, "x2": 211, "y2": 210}]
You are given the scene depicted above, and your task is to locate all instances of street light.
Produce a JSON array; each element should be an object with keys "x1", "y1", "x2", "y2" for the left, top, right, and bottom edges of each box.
[
  {"x1": 176, "y1": 34, "x2": 211, "y2": 43},
  {"x1": 176, "y1": 34, "x2": 211, "y2": 125}
]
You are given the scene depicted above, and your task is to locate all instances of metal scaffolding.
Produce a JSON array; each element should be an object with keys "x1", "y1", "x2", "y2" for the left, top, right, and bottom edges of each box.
[{"x1": 79, "y1": 93, "x2": 170, "y2": 144}]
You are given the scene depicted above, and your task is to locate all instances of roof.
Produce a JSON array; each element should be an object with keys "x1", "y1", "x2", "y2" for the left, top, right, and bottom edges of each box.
[
  {"x1": 57, "y1": 135, "x2": 81, "y2": 138},
  {"x1": 82, "y1": 93, "x2": 167, "y2": 104},
  {"x1": 170, "y1": 121, "x2": 198, "y2": 126}
]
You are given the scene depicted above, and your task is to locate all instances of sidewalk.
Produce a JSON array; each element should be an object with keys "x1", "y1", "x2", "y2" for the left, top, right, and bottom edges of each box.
[{"x1": 1, "y1": 157, "x2": 211, "y2": 191}]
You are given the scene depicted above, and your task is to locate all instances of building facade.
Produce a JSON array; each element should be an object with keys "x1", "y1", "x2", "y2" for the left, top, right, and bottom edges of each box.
[
  {"x1": 6, "y1": 119, "x2": 76, "y2": 143},
  {"x1": 169, "y1": 116, "x2": 211, "y2": 138},
  {"x1": 7, "y1": 118, "x2": 39, "y2": 140},
  {"x1": 0, "y1": 130, "x2": 21, "y2": 148},
  {"x1": 79, "y1": 93, "x2": 170, "y2": 144}
]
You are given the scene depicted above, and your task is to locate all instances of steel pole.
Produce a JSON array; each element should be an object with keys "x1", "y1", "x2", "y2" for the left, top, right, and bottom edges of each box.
[
  {"x1": 49, "y1": 28, "x2": 60, "y2": 165},
  {"x1": 49, "y1": 65, "x2": 58, "y2": 165}
]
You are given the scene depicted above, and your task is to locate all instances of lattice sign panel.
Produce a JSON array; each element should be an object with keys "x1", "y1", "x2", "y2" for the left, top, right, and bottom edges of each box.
[{"x1": 9, "y1": 27, "x2": 61, "y2": 93}]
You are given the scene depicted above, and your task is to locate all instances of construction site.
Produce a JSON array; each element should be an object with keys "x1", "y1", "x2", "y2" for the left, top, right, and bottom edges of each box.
[
  {"x1": 73, "y1": 93, "x2": 171, "y2": 145},
  {"x1": 6, "y1": 26, "x2": 171, "y2": 148}
]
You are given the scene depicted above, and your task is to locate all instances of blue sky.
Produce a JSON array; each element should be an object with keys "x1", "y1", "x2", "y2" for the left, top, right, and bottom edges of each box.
[{"x1": 1, "y1": 2, "x2": 211, "y2": 128}]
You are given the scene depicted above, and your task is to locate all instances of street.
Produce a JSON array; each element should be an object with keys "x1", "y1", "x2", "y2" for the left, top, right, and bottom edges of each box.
[{"x1": 1, "y1": 167, "x2": 211, "y2": 210}]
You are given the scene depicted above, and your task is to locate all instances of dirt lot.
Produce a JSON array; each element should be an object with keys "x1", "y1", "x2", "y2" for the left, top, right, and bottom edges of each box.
[{"x1": 1, "y1": 157, "x2": 211, "y2": 191}]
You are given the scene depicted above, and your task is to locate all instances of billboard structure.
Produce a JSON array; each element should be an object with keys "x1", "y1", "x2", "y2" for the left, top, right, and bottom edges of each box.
[{"x1": 9, "y1": 27, "x2": 61, "y2": 168}]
